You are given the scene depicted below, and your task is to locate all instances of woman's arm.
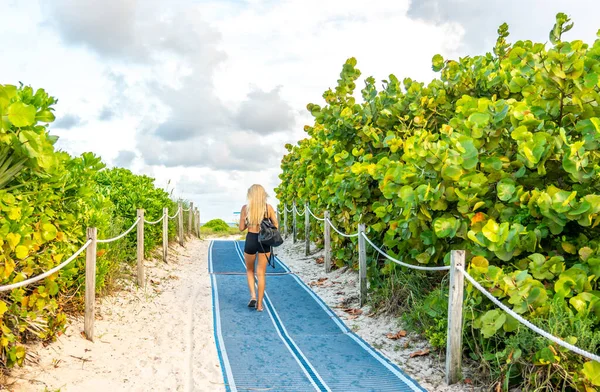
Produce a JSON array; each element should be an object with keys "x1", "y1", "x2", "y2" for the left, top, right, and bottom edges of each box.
[
  {"x1": 239, "y1": 205, "x2": 247, "y2": 231},
  {"x1": 268, "y1": 204, "x2": 279, "y2": 229}
]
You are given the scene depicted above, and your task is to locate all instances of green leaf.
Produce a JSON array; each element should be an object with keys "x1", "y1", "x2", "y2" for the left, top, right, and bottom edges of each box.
[
  {"x1": 497, "y1": 178, "x2": 516, "y2": 201},
  {"x1": 582, "y1": 361, "x2": 600, "y2": 386},
  {"x1": 482, "y1": 219, "x2": 500, "y2": 242},
  {"x1": 15, "y1": 245, "x2": 28, "y2": 260},
  {"x1": 442, "y1": 165, "x2": 462, "y2": 181},
  {"x1": 432, "y1": 54, "x2": 444, "y2": 72},
  {"x1": 42, "y1": 223, "x2": 58, "y2": 242},
  {"x1": 46, "y1": 281, "x2": 59, "y2": 296},
  {"x1": 7, "y1": 102, "x2": 36, "y2": 127},
  {"x1": 433, "y1": 216, "x2": 459, "y2": 238},
  {"x1": 468, "y1": 112, "x2": 490, "y2": 127},
  {"x1": 584, "y1": 72, "x2": 599, "y2": 88},
  {"x1": 479, "y1": 309, "x2": 506, "y2": 338},
  {"x1": 35, "y1": 110, "x2": 55, "y2": 123}
]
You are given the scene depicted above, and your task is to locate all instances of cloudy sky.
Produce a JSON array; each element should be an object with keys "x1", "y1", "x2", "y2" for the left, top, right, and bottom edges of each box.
[{"x1": 2, "y1": 0, "x2": 599, "y2": 222}]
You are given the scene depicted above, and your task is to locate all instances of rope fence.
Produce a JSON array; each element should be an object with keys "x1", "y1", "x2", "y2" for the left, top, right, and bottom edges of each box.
[
  {"x1": 460, "y1": 266, "x2": 600, "y2": 363},
  {"x1": 326, "y1": 218, "x2": 359, "y2": 238},
  {"x1": 0, "y1": 202, "x2": 200, "y2": 342},
  {"x1": 144, "y1": 214, "x2": 165, "y2": 225},
  {"x1": 361, "y1": 232, "x2": 450, "y2": 272},
  {"x1": 0, "y1": 239, "x2": 92, "y2": 292},
  {"x1": 97, "y1": 218, "x2": 141, "y2": 243},
  {"x1": 306, "y1": 205, "x2": 325, "y2": 221},
  {"x1": 281, "y1": 200, "x2": 600, "y2": 385},
  {"x1": 293, "y1": 204, "x2": 305, "y2": 216}
]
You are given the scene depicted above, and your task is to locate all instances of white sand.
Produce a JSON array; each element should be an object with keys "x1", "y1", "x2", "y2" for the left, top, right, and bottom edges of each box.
[
  {"x1": 7, "y1": 238, "x2": 225, "y2": 392},
  {"x1": 275, "y1": 239, "x2": 479, "y2": 392}
]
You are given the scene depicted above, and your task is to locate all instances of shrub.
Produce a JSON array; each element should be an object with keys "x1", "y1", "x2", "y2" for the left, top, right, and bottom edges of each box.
[
  {"x1": 276, "y1": 14, "x2": 600, "y2": 390},
  {"x1": 203, "y1": 219, "x2": 231, "y2": 232},
  {"x1": 0, "y1": 83, "x2": 185, "y2": 370}
]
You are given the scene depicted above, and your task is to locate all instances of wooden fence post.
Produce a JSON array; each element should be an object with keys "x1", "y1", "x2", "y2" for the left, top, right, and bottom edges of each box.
[
  {"x1": 84, "y1": 227, "x2": 97, "y2": 341},
  {"x1": 358, "y1": 223, "x2": 367, "y2": 307},
  {"x1": 305, "y1": 202, "x2": 310, "y2": 256},
  {"x1": 137, "y1": 209, "x2": 145, "y2": 287},
  {"x1": 446, "y1": 250, "x2": 466, "y2": 385},
  {"x1": 277, "y1": 209, "x2": 281, "y2": 231},
  {"x1": 178, "y1": 202, "x2": 184, "y2": 246},
  {"x1": 197, "y1": 208, "x2": 200, "y2": 237},
  {"x1": 189, "y1": 202, "x2": 194, "y2": 237},
  {"x1": 162, "y1": 207, "x2": 168, "y2": 263},
  {"x1": 293, "y1": 201, "x2": 297, "y2": 244},
  {"x1": 284, "y1": 208, "x2": 288, "y2": 238},
  {"x1": 324, "y1": 210, "x2": 331, "y2": 273}
]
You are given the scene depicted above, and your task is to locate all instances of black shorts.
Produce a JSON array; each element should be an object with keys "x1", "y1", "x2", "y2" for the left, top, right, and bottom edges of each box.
[{"x1": 244, "y1": 232, "x2": 270, "y2": 254}]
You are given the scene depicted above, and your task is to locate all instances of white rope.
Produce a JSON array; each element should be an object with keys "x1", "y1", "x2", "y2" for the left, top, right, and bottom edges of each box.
[
  {"x1": 169, "y1": 209, "x2": 180, "y2": 219},
  {"x1": 306, "y1": 205, "x2": 325, "y2": 221},
  {"x1": 144, "y1": 214, "x2": 165, "y2": 225},
  {"x1": 294, "y1": 205, "x2": 305, "y2": 216},
  {"x1": 285, "y1": 205, "x2": 293, "y2": 213},
  {"x1": 361, "y1": 232, "x2": 450, "y2": 271},
  {"x1": 326, "y1": 218, "x2": 359, "y2": 238},
  {"x1": 182, "y1": 207, "x2": 191, "y2": 212},
  {"x1": 0, "y1": 239, "x2": 92, "y2": 292},
  {"x1": 460, "y1": 266, "x2": 600, "y2": 363},
  {"x1": 97, "y1": 218, "x2": 141, "y2": 243}
]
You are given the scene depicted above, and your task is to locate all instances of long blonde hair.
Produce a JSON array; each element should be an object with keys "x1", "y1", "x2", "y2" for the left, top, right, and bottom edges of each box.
[{"x1": 247, "y1": 184, "x2": 268, "y2": 226}]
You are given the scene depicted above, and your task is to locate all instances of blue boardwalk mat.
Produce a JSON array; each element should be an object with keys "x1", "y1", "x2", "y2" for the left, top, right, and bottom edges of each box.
[
  {"x1": 210, "y1": 240, "x2": 289, "y2": 274},
  {"x1": 210, "y1": 240, "x2": 425, "y2": 392}
]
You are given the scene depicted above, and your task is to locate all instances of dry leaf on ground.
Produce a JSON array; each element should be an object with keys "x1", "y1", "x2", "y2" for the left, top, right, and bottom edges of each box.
[
  {"x1": 343, "y1": 308, "x2": 363, "y2": 316},
  {"x1": 308, "y1": 277, "x2": 329, "y2": 287},
  {"x1": 315, "y1": 257, "x2": 324, "y2": 264},
  {"x1": 386, "y1": 330, "x2": 407, "y2": 340},
  {"x1": 409, "y1": 349, "x2": 430, "y2": 358}
]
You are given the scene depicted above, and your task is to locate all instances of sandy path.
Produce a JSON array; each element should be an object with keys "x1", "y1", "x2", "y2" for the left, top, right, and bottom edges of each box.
[{"x1": 8, "y1": 238, "x2": 225, "y2": 392}]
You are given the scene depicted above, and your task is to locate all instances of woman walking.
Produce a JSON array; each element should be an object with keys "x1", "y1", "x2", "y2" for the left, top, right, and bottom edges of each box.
[{"x1": 238, "y1": 184, "x2": 278, "y2": 312}]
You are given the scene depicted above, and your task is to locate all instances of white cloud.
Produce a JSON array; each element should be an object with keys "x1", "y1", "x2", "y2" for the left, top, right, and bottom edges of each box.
[
  {"x1": 2, "y1": 0, "x2": 598, "y2": 222},
  {"x1": 407, "y1": 0, "x2": 600, "y2": 54},
  {"x1": 235, "y1": 86, "x2": 296, "y2": 134}
]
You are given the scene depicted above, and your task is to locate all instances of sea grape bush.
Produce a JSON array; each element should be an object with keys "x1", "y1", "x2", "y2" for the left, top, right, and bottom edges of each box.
[
  {"x1": 276, "y1": 14, "x2": 600, "y2": 390},
  {"x1": 0, "y1": 84, "x2": 181, "y2": 369},
  {"x1": 203, "y1": 219, "x2": 231, "y2": 232}
]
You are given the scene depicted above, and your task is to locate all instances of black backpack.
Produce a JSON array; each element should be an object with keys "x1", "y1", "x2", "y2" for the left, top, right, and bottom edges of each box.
[{"x1": 258, "y1": 205, "x2": 284, "y2": 267}]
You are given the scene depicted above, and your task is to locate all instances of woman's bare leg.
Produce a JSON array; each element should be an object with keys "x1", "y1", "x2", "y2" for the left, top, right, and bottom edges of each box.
[
  {"x1": 256, "y1": 252, "x2": 269, "y2": 311},
  {"x1": 244, "y1": 252, "x2": 256, "y2": 300}
]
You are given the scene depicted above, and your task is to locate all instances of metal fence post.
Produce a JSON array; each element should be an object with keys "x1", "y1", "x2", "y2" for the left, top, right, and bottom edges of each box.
[
  {"x1": 324, "y1": 210, "x2": 331, "y2": 273},
  {"x1": 137, "y1": 209, "x2": 145, "y2": 287},
  {"x1": 446, "y1": 250, "x2": 466, "y2": 385},
  {"x1": 358, "y1": 223, "x2": 367, "y2": 307},
  {"x1": 84, "y1": 227, "x2": 97, "y2": 341},
  {"x1": 305, "y1": 202, "x2": 310, "y2": 256}
]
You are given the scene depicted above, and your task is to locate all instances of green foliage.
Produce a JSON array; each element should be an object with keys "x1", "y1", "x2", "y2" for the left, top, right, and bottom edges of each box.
[
  {"x1": 0, "y1": 84, "x2": 185, "y2": 370},
  {"x1": 95, "y1": 168, "x2": 177, "y2": 257},
  {"x1": 277, "y1": 14, "x2": 600, "y2": 390},
  {"x1": 203, "y1": 219, "x2": 231, "y2": 232}
]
